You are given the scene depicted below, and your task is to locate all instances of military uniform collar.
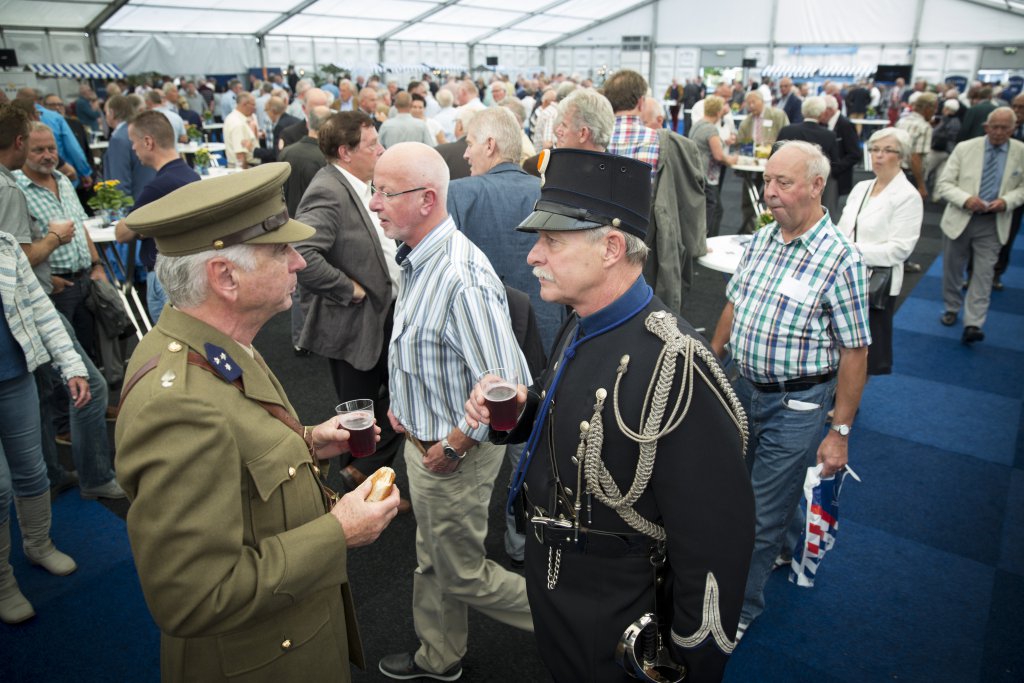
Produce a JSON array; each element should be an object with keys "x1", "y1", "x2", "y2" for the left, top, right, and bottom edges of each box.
[
  {"x1": 578, "y1": 275, "x2": 652, "y2": 337},
  {"x1": 155, "y1": 305, "x2": 285, "y2": 405}
]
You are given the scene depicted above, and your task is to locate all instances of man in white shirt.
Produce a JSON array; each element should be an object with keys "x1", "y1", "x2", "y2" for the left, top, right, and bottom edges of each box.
[{"x1": 224, "y1": 92, "x2": 259, "y2": 168}]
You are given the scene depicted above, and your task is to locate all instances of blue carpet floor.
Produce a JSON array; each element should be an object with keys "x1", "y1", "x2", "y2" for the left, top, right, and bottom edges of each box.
[{"x1": 726, "y1": 244, "x2": 1024, "y2": 683}]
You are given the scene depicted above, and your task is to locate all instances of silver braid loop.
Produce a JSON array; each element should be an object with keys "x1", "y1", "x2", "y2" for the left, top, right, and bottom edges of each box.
[{"x1": 580, "y1": 312, "x2": 750, "y2": 542}]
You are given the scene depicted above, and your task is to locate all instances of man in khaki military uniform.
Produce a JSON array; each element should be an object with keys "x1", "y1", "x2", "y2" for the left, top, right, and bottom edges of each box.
[{"x1": 115, "y1": 162, "x2": 400, "y2": 682}]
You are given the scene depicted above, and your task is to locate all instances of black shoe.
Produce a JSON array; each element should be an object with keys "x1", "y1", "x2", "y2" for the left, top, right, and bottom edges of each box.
[
  {"x1": 993, "y1": 279, "x2": 1004, "y2": 292},
  {"x1": 904, "y1": 261, "x2": 922, "y2": 273},
  {"x1": 940, "y1": 311, "x2": 957, "y2": 327},
  {"x1": 379, "y1": 652, "x2": 462, "y2": 681},
  {"x1": 962, "y1": 326, "x2": 985, "y2": 345},
  {"x1": 509, "y1": 556, "x2": 524, "y2": 571},
  {"x1": 293, "y1": 345, "x2": 311, "y2": 357}
]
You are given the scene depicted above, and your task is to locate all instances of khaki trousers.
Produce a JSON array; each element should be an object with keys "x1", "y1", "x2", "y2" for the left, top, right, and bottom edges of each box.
[{"x1": 404, "y1": 440, "x2": 533, "y2": 673}]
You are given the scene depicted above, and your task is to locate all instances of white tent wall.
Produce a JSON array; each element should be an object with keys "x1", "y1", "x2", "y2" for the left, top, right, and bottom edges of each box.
[
  {"x1": 97, "y1": 32, "x2": 260, "y2": 75},
  {"x1": 0, "y1": 30, "x2": 93, "y2": 98}
]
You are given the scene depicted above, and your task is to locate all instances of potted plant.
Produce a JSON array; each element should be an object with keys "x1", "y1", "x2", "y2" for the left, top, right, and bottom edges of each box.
[
  {"x1": 186, "y1": 123, "x2": 203, "y2": 142},
  {"x1": 756, "y1": 209, "x2": 775, "y2": 231},
  {"x1": 87, "y1": 179, "x2": 134, "y2": 223},
  {"x1": 194, "y1": 147, "x2": 212, "y2": 175}
]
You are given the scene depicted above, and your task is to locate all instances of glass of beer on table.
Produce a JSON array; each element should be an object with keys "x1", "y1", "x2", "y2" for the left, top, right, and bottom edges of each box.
[
  {"x1": 335, "y1": 399, "x2": 376, "y2": 458},
  {"x1": 479, "y1": 368, "x2": 520, "y2": 431}
]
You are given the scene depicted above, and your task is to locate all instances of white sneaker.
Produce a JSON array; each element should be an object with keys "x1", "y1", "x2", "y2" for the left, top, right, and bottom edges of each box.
[{"x1": 80, "y1": 479, "x2": 127, "y2": 500}]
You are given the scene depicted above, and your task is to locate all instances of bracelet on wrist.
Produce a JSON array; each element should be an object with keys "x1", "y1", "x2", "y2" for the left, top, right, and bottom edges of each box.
[{"x1": 49, "y1": 232, "x2": 63, "y2": 245}]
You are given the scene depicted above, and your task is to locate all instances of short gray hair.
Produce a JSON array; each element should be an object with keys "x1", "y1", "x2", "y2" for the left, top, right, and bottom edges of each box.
[
  {"x1": 467, "y1": 107, "x2": 521, "y2": 164},
  {"x1": 868, "y1": 127, "x2": 911, "y2": 163},
  {"x1": 556, "y1": 82, "x2": 578, "y2": 101},
  {"x1": 585, "y1": 226, "x2": 649, "y2": 266},
  {"x1": 155, "y1": 244, "x2": 258, "y2": 309},
  {"x1": 557, "y1": 89, "x2": 615, "y2": 149},
  {"x1": 773, "y1": 139, "x2": 831, "y2": 183},
  {"x1": 801, "y1": 96, "x2": 826, "y2": 120}
]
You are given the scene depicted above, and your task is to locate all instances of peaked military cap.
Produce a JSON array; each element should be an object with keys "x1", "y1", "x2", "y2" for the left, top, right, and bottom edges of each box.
[
  {"x1": 517, "y1": 148, "x2": 653, "y2": 239},
  {"x1": 125, "y1": 162, "x2": 315, "y2": 256}
]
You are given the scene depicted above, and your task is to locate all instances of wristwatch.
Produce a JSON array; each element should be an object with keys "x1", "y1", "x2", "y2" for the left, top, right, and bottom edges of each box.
[
  {"x1": 441, "y1": 437, "x2": 465, "y2": 460},
  {"x1": 831, "y1": 423, "x2": 851, "y2": 437}
]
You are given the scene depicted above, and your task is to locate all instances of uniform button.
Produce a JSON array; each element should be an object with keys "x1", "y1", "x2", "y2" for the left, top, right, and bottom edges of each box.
[
  {"x1": 595, "y1": 388, "x2": 607, "y2": 400},
  {"x1": 565, "y1": 487, "x2": 573, "y2": 497},
  {"x1": 653, "y1": 311, "x2": 666, "y2": 319},
  {"x1": 167, "y1": 341, "x2": 182, "y2": 352},
  {"x1": 281, "y1": 639, "x2": 292, "y2": 650},
  {"x1": 313, "y1": 465, "x2": 320, "y2": 475},
  {"x1": 579, "y1": 421, "x2": 590, "y2": 433},
  {"x1": 571, "y1": 456, "x2": 579, "y2": 465},
  {"x1": 287, "y1": 467, "x2": 297, "y2": 479},
  {"x1": 541, "y1": 390, "x2": 546, "y2": 399}
]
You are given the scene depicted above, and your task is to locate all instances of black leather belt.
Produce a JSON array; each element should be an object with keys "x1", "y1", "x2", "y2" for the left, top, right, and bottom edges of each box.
[
  {"x1": 52, "y1": 268, "x2": 89, "y2": 280},
  {"x1": 524, "y1": 496, "x2": 657, "y2": 558},
  {"x1": 749, "y1": 371, "x2": 836, "y2": 393}
]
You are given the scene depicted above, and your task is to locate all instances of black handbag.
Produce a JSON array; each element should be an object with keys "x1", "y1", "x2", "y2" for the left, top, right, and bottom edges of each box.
[{"x1": 851, "y1": 182, "x2": 893, "y2": 311}]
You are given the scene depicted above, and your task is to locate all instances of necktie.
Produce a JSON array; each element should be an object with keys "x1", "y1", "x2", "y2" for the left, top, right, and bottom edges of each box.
[{"x1": 978, "y1": 146, "x2": 1002, "y2": 203}]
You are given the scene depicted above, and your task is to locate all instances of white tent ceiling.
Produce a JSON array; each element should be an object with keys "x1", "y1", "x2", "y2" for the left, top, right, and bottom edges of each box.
[{"x1": 1, "y1": 0, "x2": 655, "y2": 47}]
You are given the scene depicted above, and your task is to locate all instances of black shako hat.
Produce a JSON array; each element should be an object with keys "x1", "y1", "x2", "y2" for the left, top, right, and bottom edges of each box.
[{"x1": 516, "y1": 148, "x2": 653, "y2": 239}]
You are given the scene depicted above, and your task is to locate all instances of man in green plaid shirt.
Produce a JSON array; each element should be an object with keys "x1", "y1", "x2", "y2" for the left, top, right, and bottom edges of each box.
[{"x1": 711, "y1": 140, "x2": 870, "y2": 641}]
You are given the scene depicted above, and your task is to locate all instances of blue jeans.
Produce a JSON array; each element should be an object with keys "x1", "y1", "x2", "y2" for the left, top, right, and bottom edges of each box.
[
  {"x1": 0, "y1": 373, "x2": 49, "y2": 525},
  {"x1": 734, "y1": 375, "x2": 837, "y2": 625},
  {"x1": 147, "y1": 270, "x2": 167, "y2": 324},
  {"x1": 35, "y1": 313, "x2": 115, "y2": 490}
]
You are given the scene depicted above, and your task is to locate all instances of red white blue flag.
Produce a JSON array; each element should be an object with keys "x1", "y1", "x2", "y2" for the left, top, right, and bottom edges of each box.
[{"x1": 790, "y1": 463, "x2": 860, "y2": 588}]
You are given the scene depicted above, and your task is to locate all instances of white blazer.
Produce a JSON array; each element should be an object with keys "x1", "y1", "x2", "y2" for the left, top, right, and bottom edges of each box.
[
  {"x1": 837, "y1": 173, "x2": 922, "y2": 296},
  {"x1": 936, "y1": 137, "x2": 1024, "y2": 244}
]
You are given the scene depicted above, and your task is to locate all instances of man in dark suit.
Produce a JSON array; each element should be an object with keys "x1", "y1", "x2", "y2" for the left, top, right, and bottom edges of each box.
[
  {"x1": 255, "y1": 96, "x2": 299, "y2": 163},
  {"x1": 279, "y1": 105, "x2": 329, "y2": 217},
  {"x1": 777, "y1": 77, "x2": 803, "y2": 124},
  {"x1": 820, "y1": 94, "x2": 862, "y2": 199},
  {"x1": 959, "y1": 86, "x2": 997, "y2": 142},
  {"x1": 280, "y1": 88, "x2": 330, "y2": 150},
  {"x1": 433, "y1": 107, "x2": 477, "y2": 180},
  {"x1": 775, "y1": 96, "x2": 841, "y2": 216},
  {"x1": 293, "y1": 111, "x2": 408, "y2": 509}
]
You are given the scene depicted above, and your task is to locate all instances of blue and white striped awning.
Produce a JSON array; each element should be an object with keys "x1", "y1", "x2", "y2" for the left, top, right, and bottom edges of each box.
[{"x1": 28, "y1": 63, "x2": 126, "y2": 80}]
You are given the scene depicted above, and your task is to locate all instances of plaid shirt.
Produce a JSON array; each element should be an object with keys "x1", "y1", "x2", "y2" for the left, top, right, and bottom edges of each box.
[
  {"x1": 608, "y1": 115, "x2": 660, "y2": 172},
  {"x1": 726, "y1": 213, "x2": 871, "y2": 383},
  {"x1": 896, "y1": 111, "x2": 932, "y2": 167},
  {"x1": 14, "y1": 170, "x2": 92, "y2": 274}
]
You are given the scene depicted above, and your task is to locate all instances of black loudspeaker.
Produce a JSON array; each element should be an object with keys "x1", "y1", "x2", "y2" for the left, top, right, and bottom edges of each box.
[
  {"x1": 875, "y1": 64, "x2": 912, "y2": 83},
  {"x1": 0, "y1": 49, "x2": 17, "y2": 67},
  {"x1": 741, "y1": 58, "x2": 757, "y2": 67},
  {"x1": 486, "y1": 56, "x2": 499, "y2": 66}
]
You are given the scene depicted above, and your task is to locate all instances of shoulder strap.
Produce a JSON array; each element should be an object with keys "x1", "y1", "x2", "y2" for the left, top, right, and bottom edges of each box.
[
  {"x1": 852, "y1": 180, "x2": 875, "y2": 242},
  {"x1": 118, "y1": 351, "x2": 310, "y2": 448}
]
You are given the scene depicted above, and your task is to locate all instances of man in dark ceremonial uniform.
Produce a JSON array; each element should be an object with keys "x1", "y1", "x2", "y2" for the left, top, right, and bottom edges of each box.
[{"x1": 465, "y1": 149, "x2": 755, "y2": 682}]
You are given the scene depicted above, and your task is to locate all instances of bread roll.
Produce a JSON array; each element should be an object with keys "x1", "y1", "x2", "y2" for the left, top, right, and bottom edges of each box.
[{"x1": 365, "y1": 466, "x2": 395, "y2": 502}]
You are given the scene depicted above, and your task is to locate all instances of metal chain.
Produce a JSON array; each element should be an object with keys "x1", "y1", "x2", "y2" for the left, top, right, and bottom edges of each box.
[{"x1": 546, "y1": 547, "x2": 561, "y2": 590}]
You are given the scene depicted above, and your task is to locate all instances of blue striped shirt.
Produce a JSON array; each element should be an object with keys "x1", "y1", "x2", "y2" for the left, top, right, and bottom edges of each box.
[
  {"x1": 388, "y1": 216, "x2": 530, "y2": 442},
  {"x1": 726, "y1": 213, "x2": 871, "y2": 383}
]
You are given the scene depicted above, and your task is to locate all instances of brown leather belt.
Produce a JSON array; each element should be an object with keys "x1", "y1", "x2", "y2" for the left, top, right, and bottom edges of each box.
[{"x1": 406, "y1": 434, "x2": 438, "y2": 455}]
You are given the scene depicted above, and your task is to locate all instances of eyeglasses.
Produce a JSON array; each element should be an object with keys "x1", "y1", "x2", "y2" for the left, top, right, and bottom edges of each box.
[
  {"x1": 43, "y1": 101, "x2": 64, "y2": 110},
  {"x1": 369, "y1": 182, "x2": 426, "y2": 199},
  {"x1": 867, "y1": 147, "x2": 900, "y2": 155}
]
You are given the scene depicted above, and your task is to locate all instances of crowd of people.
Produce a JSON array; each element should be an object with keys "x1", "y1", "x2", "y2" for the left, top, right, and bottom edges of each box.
[{"x1": 0, "y1": 63, "x2": 1022, "y2": 683}]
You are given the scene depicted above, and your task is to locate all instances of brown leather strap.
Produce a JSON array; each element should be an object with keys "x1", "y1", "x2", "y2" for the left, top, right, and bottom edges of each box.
[
  {"x1": 118, "y1": 355, "x2": 161, "y2": 410},
  {"x1": 406, "y1": 434, "x2": 438, "y2": 455}
]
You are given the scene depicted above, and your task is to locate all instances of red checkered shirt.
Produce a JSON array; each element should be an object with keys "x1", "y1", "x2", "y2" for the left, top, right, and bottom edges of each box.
[{"x1": 608, "y1": 115, "x2": 660, "y2": 173}]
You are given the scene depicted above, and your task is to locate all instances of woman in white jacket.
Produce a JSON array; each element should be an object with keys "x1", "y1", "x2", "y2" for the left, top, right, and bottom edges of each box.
[{"x1": 837, "y1": 127, "x2": 923, "y2": 375}]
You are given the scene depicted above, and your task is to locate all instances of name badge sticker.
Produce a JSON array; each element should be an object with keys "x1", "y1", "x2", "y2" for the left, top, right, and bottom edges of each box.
[
  {"x1": 778, "y1": 275, "x2": 812, "y2": 303},
  {"x1": 763, "y1": 120, "x2": 774, "y2": 128}
]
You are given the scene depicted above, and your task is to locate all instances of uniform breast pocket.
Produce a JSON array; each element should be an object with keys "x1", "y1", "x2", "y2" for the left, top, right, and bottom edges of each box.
[{"x1": 244, "y1": 432, "x2": 322, "y2": 540}]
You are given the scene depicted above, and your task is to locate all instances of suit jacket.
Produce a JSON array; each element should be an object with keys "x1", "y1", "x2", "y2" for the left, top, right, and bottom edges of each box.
[
  {"x1": 278, "y1": 137, "x2": 326, "y2": 217},
  {"x1": 294, "y1": 164, "x2": 393, "y2": 369},
  {"x1": 115, "y1": 306, "x2": 363, "y2": 682},
  {"x1": 103, "y1": 122, "x2": 156, "y2": 201},
  {"x1": 831, "y1": 115, "x2": 861, "y2": 196},
  {"x1": 737, "y1": 106, "x2": 789, "y2": 146},
  {"x1": 936, "y1": 137, "x2": 1024, "y2": 244},
  {"x1": 958, "y1": 101, "x2": 997, "y2": 142},
  {"x1": 272, "y1": 113, "x2": 301, "y2": 149},
  {"x1": 646, "y1": 129, "x2": 707, "y2": 314},
  {"x1": 435, "y1": 137, "x2": 471, "y2": 180},
  {"x1": 836, "y1": 173, "x2": 922, "y2": 296},
  {"x1": 776, "y1": 121, "x2": 840, "y2": 166},
  {"x1": 280, "y1": 118, "x2": 308, "y2": 150},
  {"x1": 779, "y1": 93, "x2": 803, "y2": 124}
]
